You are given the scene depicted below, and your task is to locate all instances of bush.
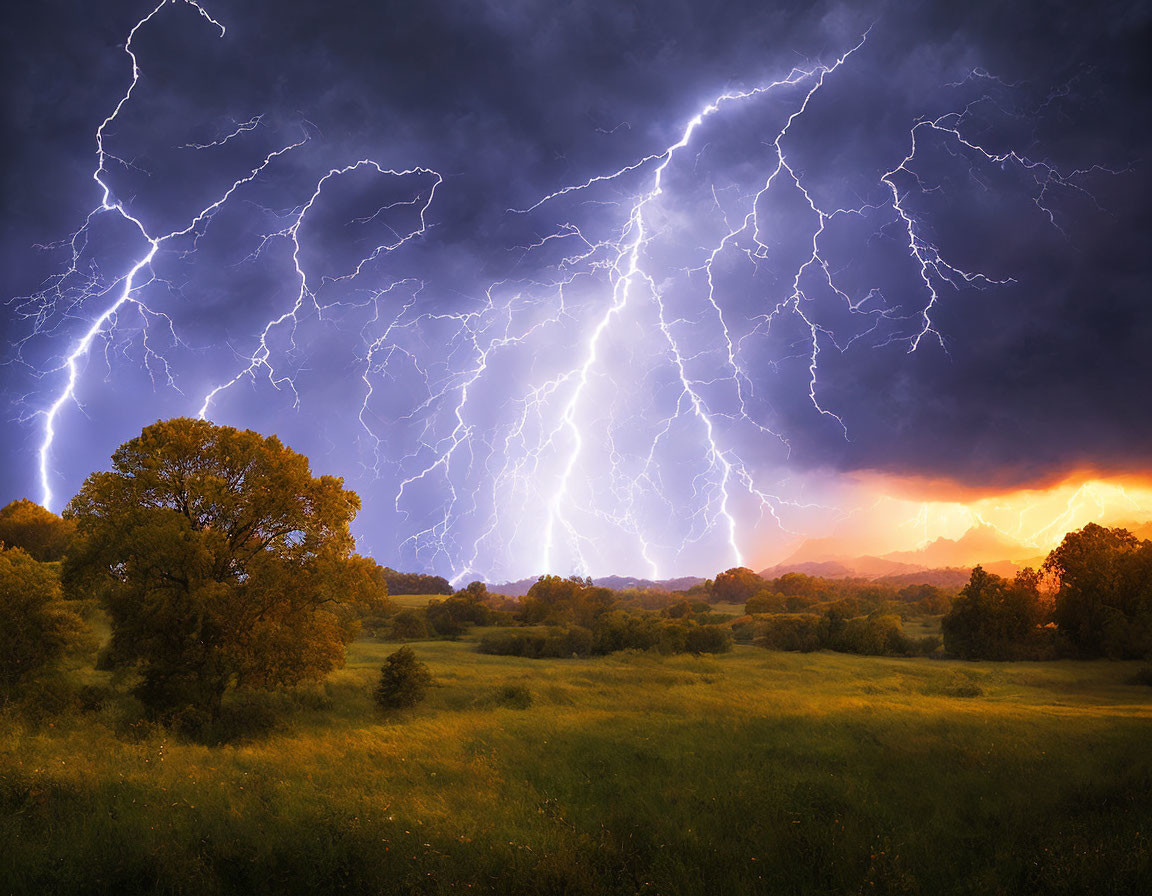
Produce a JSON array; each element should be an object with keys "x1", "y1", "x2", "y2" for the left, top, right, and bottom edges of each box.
[
  {"x1": 685, "y1": 625, "x2": 733, "y2": 654},
  {"x1": 374, "y1": 646, "x2": 434, "y2": 710},
  {"x1": 389, "y1": 608, "x2": 431, "y2": 640},
  {"x1": 745, "y1": 591, "x2": 787, "y2": 615},
  {"x1": 832, "y1": 613, "x2": 911, "y2": 657},
  {"x1": 591, "y1": 611, "x2": 663, "y2": 654},
  {"x1": 0, "y1": 545, "x2": 86, "y2": 695},
  {"x1": 756, "y1": 614, "x2": 823, "y2": 652},
  {"x1": 425, "y1": 601, "x2": 466, "y2": 638},
  {"x1": 913, "y1": 635, "x2": 944, "y2": 657},
  {"x1": 478, "y1": 627, "x2": 593, "y2": 658}
]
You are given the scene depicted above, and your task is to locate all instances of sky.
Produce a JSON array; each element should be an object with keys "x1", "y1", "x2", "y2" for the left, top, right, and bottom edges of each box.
[{"x1": 2, "y1": 0, "x2": 1151, "y2": 583}]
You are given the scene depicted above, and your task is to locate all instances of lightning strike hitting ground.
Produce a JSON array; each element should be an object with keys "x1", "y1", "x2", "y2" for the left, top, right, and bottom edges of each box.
[{"x1": 10, "y1": 0, "x2": 1102, "y2": 581}]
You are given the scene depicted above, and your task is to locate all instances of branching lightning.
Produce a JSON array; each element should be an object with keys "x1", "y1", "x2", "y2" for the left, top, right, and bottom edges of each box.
[{"x1": 9, "y1": 1, "x2": 1104, "y2": 581}]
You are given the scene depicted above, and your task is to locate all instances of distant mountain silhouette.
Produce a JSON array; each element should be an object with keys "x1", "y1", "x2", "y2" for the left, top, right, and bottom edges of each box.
[
  {"x1": 758, "y1": 525, "x2": 1044, "y2": 586},
  {"x1": 881, "y1": 524, "x2": 1034, "y2": 568},
  {"x1": 487, "y1": 521, "x2": 1151, "y2": 597}
]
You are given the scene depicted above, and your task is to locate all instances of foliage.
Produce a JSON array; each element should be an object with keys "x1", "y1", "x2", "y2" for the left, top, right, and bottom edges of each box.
[
  {"x1": 62, "y1": 417, "x2": 385, "y2": 720},
  {"x1": 941, "y1": 567, "x2": 1050, "y2": 660},
  {"x1": 684, "y1": 625, "x2": 733, "y2": 655},
  {"x1": 0, "y1": 498, "x2": 76, "y2": 562},
  {"x1": 830, "y1": 613, "x2": 911, "y2": 656},
  {"x1": 712, "y1": 567, "x2": 766, "y2": 603},
  {"x1": 1044, "y1": 523, "x2": 1152, "y2": 659},
  {"x1": 518, "y1": 575, "x2": 615, "y2": 627},
  {"x1": 755, "y1": 614, "x2": 825, "y2": 652},
  {"x1": 479, "y1": 614, "x2": 732, "y2": 659},
  {"x1": 0, "y1": 546, "x2": 86, "y2": 694},
  {"x1": 381, "y1": 568, "x2": 452, "y2": 595},
  {"x1": 742, "y1": 575, "x2": 956, "y2": 621},
  {"x1": 373, "y1": 646, "x2": 434, "y2": 710},
  {"x1": 389, "y1": 608, "x2": 432, "y2": 640},
  {"x1": 746, "y1": 591, "x2": 788, "y2": 614},
  {"x1": 427, "y1": 591, "x2": 492, "y2": 636},
  {"x1": 754, "y1": 609, "x2": 921, "y2": 657},
  {"x1": 478, "y1": 626, "x2": 594, "y2": 658}
]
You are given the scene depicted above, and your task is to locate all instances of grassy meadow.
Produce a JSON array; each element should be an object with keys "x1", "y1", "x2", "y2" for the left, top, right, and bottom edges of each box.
[{"x1": 3, "y1": 621, "x2": 1151, "y2": 895}]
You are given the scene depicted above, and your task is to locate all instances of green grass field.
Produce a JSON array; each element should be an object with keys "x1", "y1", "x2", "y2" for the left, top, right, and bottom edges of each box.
[
  {"x1": 3, "y1": 630, "x2": 1150, "y2": 895},
  {"x1": 389, "y1": 593, "x2": 451, "y2": 608}
]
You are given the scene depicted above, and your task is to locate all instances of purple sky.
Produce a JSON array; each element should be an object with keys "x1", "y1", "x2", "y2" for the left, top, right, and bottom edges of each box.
[{"x1": 3, "y1": 0, "x2": 1150, "y2": 582}]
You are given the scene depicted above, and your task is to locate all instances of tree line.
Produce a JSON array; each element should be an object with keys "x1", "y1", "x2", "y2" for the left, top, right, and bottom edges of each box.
[{"x1": 3, "y1": 417, "x2": 1150, "y2": 741}]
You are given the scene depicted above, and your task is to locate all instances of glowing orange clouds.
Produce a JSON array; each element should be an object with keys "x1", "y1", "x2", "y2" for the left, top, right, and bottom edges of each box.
[{"x1": 751, "y1": 471, "x2": 1152, "y2": 572}]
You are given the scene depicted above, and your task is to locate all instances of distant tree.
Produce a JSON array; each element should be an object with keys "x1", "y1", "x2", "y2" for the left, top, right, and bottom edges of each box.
[
  {"x1": 63, "y1": 418, "x2": 385, "y2": 721},
  {"x1": 756, "y1": 614, "x2": 823, "y2": 652},
  {"x1": 897, "y1": 583, "x2": 953, "y2": 615},
  {"x1": 712, "y1": 567, "x2": 766, "y2": 604},
  {"x1": 942, "y1": 566, "x2": 1047, "y2": 660},
  {"x1": 518, "y1": 575, "x2": 613, "y2": 626},
  {"x1": 0, "y1": 499, "x2": 75, "y2": 562},
  {"x1": 664, "y1": 599, "x2": 711, "y2": 619},
  {"x1": 426, "y1": 591, "x2": 493, "y2": 637},
  {"x1": 771, "y1": 572, "x2": 822, "y2": 598},
  {"x1": 745, "y1": 591, "x2": 787, "y2": 615},
  {"x1": 381, "y1": 568, "x2": 452, "y2": 595},
  {"x1": 374, "y1": 646, "x2": 433, "y2": 710},
  {"x1": 0, "y1": 545, "x2": 85, "y2": 694},
  {"x1": 684, "y1": 625, "x2": 733, "y2": 654},
  {"x1": 833, "y1": 613, "x2": 910, "y2": 656},
  {"x1": 1044, "y1": 523, "x2": 1152, "y2": 658},
  {"x1": 390, "y1": 608, "x2": 431, "y2": 640},
  {"x1": 457, "y1": 580, "x2": 488, "y2": 600}
]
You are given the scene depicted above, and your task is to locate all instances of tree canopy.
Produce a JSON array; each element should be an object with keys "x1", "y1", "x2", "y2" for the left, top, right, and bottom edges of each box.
[
  {"x1": 0, "y1": 498, "x2": 75, "y2": 562},
  {"x1": 1044, "y1": 523, "x2": 1152, "y2": 658},
  {"x1": 712, "y1": 567, "x2": 766, "y2": 604},
  {"x1": 0, "y1": 544, "x2": 85, "y2": 693},
  {"x1": 63, "y1": 417, "x2": 386, "y2": 721},
  {"x1": 941, "y1": 566, "x2": 1048, "y2": 660}
]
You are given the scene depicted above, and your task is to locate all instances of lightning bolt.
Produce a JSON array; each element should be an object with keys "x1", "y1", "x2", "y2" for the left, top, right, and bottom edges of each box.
[
  {"x1": 14, "y1": 0, "x2": 440, "y2": 512},
  {"x1": 11, "y1": 3, "x2": 1109, "y2": 582}
]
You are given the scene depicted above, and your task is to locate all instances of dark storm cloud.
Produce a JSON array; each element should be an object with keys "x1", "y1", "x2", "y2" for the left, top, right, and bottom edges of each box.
[{"x1": 2, "y1": 0, "x2": 1150, "y2": 555}]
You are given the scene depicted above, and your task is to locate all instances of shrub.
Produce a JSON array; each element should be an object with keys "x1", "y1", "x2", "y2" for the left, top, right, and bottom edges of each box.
[
  {"x1": 374, "y1": 646, "x2": 434, "y2": 710},
  {"x1": 478, "y1": 627, "x2": 593, "y2": 658},
  {"x1": 745, "y1": 591, "x2": 787, "y2": 615},
  {"x1": 425, "y1": 600, "x2": 466, "y2": 638},
  {"x1": 756, "y1": 614, "x2": 823, "y2": 652},
  {"x1": 0, "y1": 545, "x2": 86, "y2": 695},
  {"x1": 390, "y1": 608, "x2": 431, "y2": 640},
  {"x1": 591, "y1": 611, "x2": 662, "y2": 654},
  {"x1": 832, "y1": 613, "x2": 911, "y2": 656},
  {"x1": 685, "y1": 625, "x2": 733, "y2": 654},
  {"x1": 730, "y1": 618, "x2": 759, "y2": 643}
]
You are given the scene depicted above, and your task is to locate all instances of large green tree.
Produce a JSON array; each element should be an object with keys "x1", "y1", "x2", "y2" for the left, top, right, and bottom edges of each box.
[
  {"x1": 941, "y1": 566, "x2": 1047, "y2": 660},
  {"x1": 1044, "y1": 523, "x2": 1152, "y2": 659},
  {"x1": 64, "y1": 418, "x2": 387, "y2": 720}
]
